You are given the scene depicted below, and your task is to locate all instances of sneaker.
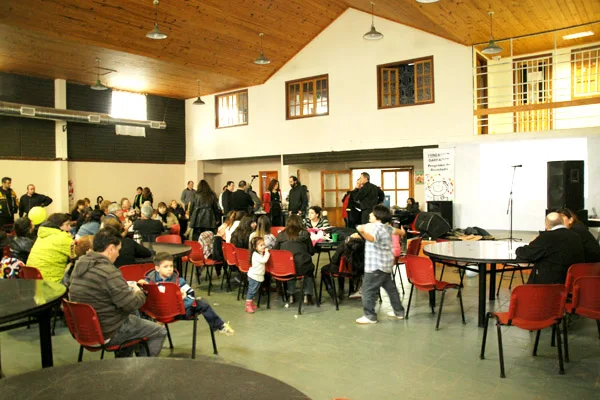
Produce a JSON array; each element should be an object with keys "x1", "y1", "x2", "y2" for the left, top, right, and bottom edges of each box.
[
  {"x1": 218, "y1": 321, "x2": 235, "y2": 336},
  {"x1": 355, "y1": 316, "x2": 377, "y2": 324},
  {"x1": 245, "y1": 301, "x2": 255, "y2": 314},
  {"x1": 387, "y1": 310, "x2": 405, "y2": 320},
  {"x1": 349, "y1": 290, "x2": 362, "y2": 299}
]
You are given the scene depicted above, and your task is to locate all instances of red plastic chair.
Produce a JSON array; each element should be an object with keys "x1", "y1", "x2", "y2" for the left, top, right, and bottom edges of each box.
[
  {"x1": 270, "y1": 226, "x2": 285, "y2": 237},
  {"x1": 19, "y1": 265, "x2": 44, "y2": 280},
  {"x1": 392, "y1": 236, "x2": 422, "y2": 294},
  {"x1": 480, "y1": 284, "x2": 567, "y2": 378},
  {"x1": 156, "y1": 234, "x2": 182, "y2": 244},
  {"x1": 169, "y1": 224, "x2": 181, "y2": 236},
  {"x1": 63, "y1": 299, "x2": 149, "y2": 361},
  {"x1": 140, "y1": 283, "x2": 217, "y2": 358},
  {"x1": 318, "y1": 256, "x2": 354, "y2": 311},
  {"x1": 404, "y1": 255, "x2": 465, "y2": 330},
  {"x1": 235, "y1": 247, "x2": 251, "y2": 301},
  {"x1": 221, "y1": 242, "x2": 238, "y2": 292},
  {"x1": 185, "y1": 240, "x2": 222, "y2": 295},
  {"x1": 119, "y1": 263, "x2": 154, "y2": 282},
  {"x1": 267, "y1": 249, "x2": 319, "y2": 315},
  {"x1": 564, "y1": 263, "x2": 600, "y2": 297},
  {"x1": 563, "y1": 276, "x2": 600, "y2": 362}
]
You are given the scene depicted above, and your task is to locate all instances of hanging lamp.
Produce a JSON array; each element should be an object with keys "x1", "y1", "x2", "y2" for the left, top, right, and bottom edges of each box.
[
  {"x1": 254, "y1": 33, "x2": 271, "y2": 65},
  {"x1": 91, "y1": 58, "x2": 108, "y2": 91},
  {"x1": 416, "y1": 0, "x2": 439, "y2": 3},
  {"x1": 363, "y1": 2, "x2": 383, "y2": 40},
  {"x1": 146, "y1": 0, "x2": 167, "y2": 40},
  {"x1": 482, "y1": 11, "x2": 502, "y2": 55},
  {"x1": 193, "y1": 79, "x2": 205, "y2": 105}
]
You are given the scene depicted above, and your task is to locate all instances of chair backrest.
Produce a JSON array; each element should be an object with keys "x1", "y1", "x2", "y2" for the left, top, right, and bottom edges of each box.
[
  {"x1": 339, "y1": 256, "x2": 352, "y2": 274},
  {"x1": 156, "y1": 234, "x2": 182, "y2": 244},
  {"x1": 3, "y1": 245, "x2": 10, "y2": 258},
  {"x1": 507, "y1": 284, "x2": 566, "y2": 326},
  {"x1": 119, "y1": 263, "x2": 154, "y2": 282},
  {"x1": 392, "y1": 235, "x2": 402, "y2": 258},
  {"x1": 222, "y1": 242, "x2": 237, "y2": 267},
  {"x1": 19, "y1": 265, "x2": 44, "y2": 280},
  {"x1": 271, "y1": 226, "x2": 285, "y2": 237},
  {"x1": 266, "y1": 249, "x2": 295, "y2": 278},
  {"x1": 169, "y1": 224, "x2": 181, "y2": 235},
  {"x1": 140, "y1": 283, "x2": 186, "y2": 322},
  {"x1": 570, "y1": 276, "x2": 600, "y2": 319},
  {"x1": 235, "y1": 248, "x2": 251, "y2": 273},
  {"x1": 565, "y1": 263, "x2": 600, "y2": 294},
  {"x1": 406, "y1": 237, "x2": 423, "y2": 256},
  {"x1": 184, "y1": 240, "x2": 205, "y2": 263},
  {"x1": 62, "y1": 299, "x2": 106, "y2": 347},
  {"x1": 404, "y1": 255, "x2": 436, "y2": 288}
]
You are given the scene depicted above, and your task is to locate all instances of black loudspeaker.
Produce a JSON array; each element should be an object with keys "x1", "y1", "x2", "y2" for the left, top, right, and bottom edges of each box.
[
  {"x1": 426, "y1": 201, "x2": 453, "y2": 228},
  {"x1": 415, "y1": 212, "x2": 451, "y2": 240},
  {"x1": 547, "y1": 161, "x2": 584, "y2": 211}
]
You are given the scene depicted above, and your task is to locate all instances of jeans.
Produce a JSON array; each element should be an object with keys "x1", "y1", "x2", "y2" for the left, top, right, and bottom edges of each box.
[
  {"x1": 362, "y1": 270, "x2": 404, "y2": 321},
  {"x1": 109, "y1": 315, "x2": 167, "y2": 357},
  {"x1": 286, "y1": 277, "x2": 314, "y2": 296},
  {"x1": 183, "y1": 298, "x2": 224, "y2": 332},
  {"x1": 246, "y1": 277, "x2": 262, "y2": 300}
]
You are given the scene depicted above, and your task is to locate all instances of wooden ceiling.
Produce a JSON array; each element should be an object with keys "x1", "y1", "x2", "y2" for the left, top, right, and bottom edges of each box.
[{"x1": 1, "y1": 0, "x2": 599, "y2": 99}]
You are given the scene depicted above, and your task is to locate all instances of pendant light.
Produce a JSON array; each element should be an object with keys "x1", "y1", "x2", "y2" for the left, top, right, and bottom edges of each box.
[
  {"x1": 91, "y1": 58, "x2": 108, "y2": 91},
  {"x1": 146, "y1": 0, "x2": 167, "y2": 40},
  {"x1": 416, "y1": 0, "x2": 439, "y2": 3},
  {"x1": 254, "y1": 33, "x2": 270, "y2": 65},
  {"x1": 363, "y1": 2, "x2": 383, "y2": 40},
  {"x1": 482, "y1": 11, "x2": 502, "y2": 55},
  {"x1": 193, "y1": 79, "x2": 205, "y2": 105}
]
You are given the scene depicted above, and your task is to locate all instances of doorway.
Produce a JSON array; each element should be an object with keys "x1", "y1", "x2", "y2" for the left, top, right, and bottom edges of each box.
[
  {"x1": 259, "y1": 171, "x2": 279, "y2": 201},
  {"x1": 321, "y1": 170, "x2": 351, "y2": 227}
]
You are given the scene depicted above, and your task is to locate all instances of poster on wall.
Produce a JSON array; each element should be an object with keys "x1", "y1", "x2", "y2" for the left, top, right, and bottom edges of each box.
[
  {"x1": 423, "y1": 148, "x2": 455, "y2": 201},
  {"x1": 414, "y1": 170, "x2": 424, "y2": 185}
]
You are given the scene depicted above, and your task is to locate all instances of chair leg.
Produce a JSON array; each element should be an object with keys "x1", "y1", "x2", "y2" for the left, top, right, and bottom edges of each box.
[
  {"x1": 78, "y1": 345, "x2": 84, "y2": 362},
  {"x1": 435, "y1": 289, "x2": 446, "y2": 330},
  {"x1": 508, "y1": 270, "x2": 516, "y2": 290},
  {"x1": 458, "y1": 287, "x2": 466, "y2": 324},
  {"x1": 165, "y1": 324, "x2": 173, "y2": 349},
  {"x1": 191, "y1": 316, "x2": 197, "y2": 359},
  {"x1": 210, "y1": 326, "x2": 218, "y2": 355},
  {"x1": 297, "y1": 278, "x2": 304, "y2": 316},
  {"x1": 397, "y1": 265, "x2": 405, "y2": 295},
  {"x1": 266, "y1": 280, "x2": 271, "y2": 309},
  {"x1": 533, "y1": 330, "x2": 541, "y2": 356},
  {"x1": 439, "y1": 265, "x2": 446, "y2": 280},
  {"x1": 318, "y1": 274, "x2": 324, "y2": 305},
  {"x1": 563, "y1": 317, "x2": 570, "y2": 363},
  {"x1": 332, "y1": 276, "x2": 339, "y2": 311},
  {"x1": 429, "y1": 290, "x2": 435, "y2": 314},
  {"x1": 142, "y1": 342, "x2": 150, "y2": 357},
  {"x1": 519, "y1": 269, "x2": 525, "y2": 285},
  {"x1": 597, "y1": 320, "x2": 600, "y2": 339},
  {"x1": 551, "y1": 325, "x2": 556, "y2": 347},
  {"x1": 405, "y1": 284, "x2": 414, "y2": 319},
  {"x1": 313, "y1": 276, "x2": 319, "y2": 308},
  {"x1": 496, "y1": 322, "x2": 506, "y2": 378},
  {"x1": 555, "y1": 322, "x2": 565, "y2": 375},
  {"x1": 480, "y1": 312, "x2": 491, "y2": 359},
  {"x1": 496, "y1": 268, "x2": 505, "y2": 296},
  {"x1": 100, "y1": 348, "x2": 105, "y2": 360}
]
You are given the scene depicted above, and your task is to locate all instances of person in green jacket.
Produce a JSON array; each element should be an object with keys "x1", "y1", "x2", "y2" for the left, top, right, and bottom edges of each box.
[{"x1": 27, "y1": 213, "x2": 73, "y2": 283}]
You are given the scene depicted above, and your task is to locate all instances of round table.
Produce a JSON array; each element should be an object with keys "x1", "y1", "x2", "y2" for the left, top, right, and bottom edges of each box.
[
  {"x1": 143, "y1": 242, "x2": 192, "y2": 258},
  {"x1": 0, "y1": 358, "x2": 310, "y2": 399},
  {"x1": 0, "y1": 280, "x2": 66, "y2": 369},
  {"x1": 423, "y1": 241, "x2": 527, "y2": 327}
]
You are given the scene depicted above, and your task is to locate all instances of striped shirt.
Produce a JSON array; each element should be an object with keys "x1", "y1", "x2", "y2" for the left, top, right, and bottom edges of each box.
[{"x1": 364, "y1": 222, "x2": 394, "y2": 274}]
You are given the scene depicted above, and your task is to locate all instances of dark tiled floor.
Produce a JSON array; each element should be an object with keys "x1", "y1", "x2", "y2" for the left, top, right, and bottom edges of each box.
[{"x1": 1, "y1": 244, "x2": 599, "y2": 399}]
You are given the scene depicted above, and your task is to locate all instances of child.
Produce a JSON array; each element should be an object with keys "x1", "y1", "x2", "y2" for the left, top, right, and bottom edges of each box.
[
  {"x1": 246, "y1": 237, "x2": 270, "y2": 313},
  {"x1": 144, "y1": 252, "x2": 234, "y2": 336},
  {"x1": 355, "y1": 204, "x2": 406, "y2": 324}
]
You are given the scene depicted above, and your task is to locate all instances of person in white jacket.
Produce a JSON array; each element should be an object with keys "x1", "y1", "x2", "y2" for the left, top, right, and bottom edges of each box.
[{"x1": 246, "y1": 236, "x2": 270, "y2": 313}]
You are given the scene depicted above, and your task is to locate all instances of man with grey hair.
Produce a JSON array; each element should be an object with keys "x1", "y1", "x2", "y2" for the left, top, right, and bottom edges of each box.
[
  {"x1": 515, "y1": 212, "x2": 585, "y2": 284},
  {"x1": 105, "y1": 202, "x2": 122, "y2": 221},
  {"x1": 132, "y1": 205, "x2": 164, "y2": 242}
]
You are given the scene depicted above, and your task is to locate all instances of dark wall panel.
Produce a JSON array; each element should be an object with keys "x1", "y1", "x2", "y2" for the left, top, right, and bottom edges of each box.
[
  {"x1": 0, "y1": 72, "x2": 55, "y2": 159},
  {"x1": 66, "y1": 83, "x2": 185, "y2": 164}
]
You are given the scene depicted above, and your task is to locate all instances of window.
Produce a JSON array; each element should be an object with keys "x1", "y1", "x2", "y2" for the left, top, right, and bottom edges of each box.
[
  {"x1": 215, "y1": 90, "x2": 248, "y2": 128},
  {"x1": 377, "y1": 56, "x2": 434, "y2": 109},
  {"x1": 111, "y1": 90, "x2": 147, "y2": 137},
  {"x1": 572, "y1": 46, "x2": 600, "y2": 98},
  {"x1": 286, "y1": 74, "x2": 328, "y2": 119},
  {"x1": 381, "y1": 169, "x2": 413, "y2": 207},
  {"x1": 513, "y1": 54, "x2": 553, "y2": 132}
]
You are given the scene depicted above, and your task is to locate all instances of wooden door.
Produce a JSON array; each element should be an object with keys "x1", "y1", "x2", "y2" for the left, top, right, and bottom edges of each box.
[
  {"x1": 321, "y1": 170, "x2": 351, "y2": 227},
  {"x1": 259, "y1": 171, "x2": 278, "y2": 201}
]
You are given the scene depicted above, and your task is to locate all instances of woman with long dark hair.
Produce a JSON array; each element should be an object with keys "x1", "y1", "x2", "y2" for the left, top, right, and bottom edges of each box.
[
  {"x1": 264, "y1": 179, "x2": 283, "y2": 227},
  {"x1": 142, "y1": 187, "x2": 153, "y2": 206},
  {"x1": 189, "y1": 179, "x2": 219, "y2": 240},
  {"x1": 557, "y1": 208, "x2": 600, "y2": 262}
]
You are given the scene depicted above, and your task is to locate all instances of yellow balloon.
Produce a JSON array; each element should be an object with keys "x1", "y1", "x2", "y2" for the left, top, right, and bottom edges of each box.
[{"x1": 28, "y1": 206, "x2": 47, "y2": 225}]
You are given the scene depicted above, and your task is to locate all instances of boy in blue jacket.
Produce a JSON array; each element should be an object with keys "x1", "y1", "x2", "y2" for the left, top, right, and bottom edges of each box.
[{"x1": 144, "y1": 252, "x2": 234, "y2": 336}]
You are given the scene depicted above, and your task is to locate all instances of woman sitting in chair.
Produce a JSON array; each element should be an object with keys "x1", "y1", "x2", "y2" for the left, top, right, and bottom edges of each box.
[
  {"x1": 406, "y1": 198, "x2": 420, "y2": 213},
  {"x1": 303, "y1": 206, "x2": 330, "y2": 229}
]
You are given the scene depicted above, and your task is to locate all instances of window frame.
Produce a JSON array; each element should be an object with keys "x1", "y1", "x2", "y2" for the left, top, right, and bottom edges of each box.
[
  {"x1": 571, "y1": 45, "x2": 600, "y2": 99},
  {"x1": 285, "y1": 74, "x2": 329, "y2": 120},
  {"x1": 215, "y1": 89, "x2": 249, "y2": 129},
  {"x1": 377, "y1": 56, "x2": 435, "y2": 109},
  {"x1": 380, "y1": 168, "x2": 414, "y2": 208}
]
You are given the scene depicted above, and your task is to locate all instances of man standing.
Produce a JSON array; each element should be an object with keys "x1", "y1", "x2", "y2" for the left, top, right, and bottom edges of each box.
[
  {"x1": 288, "y1": 176, "x2": 308, "y2": 217},
  {"x1": 516, "y1": 212, "x2": 585, "y2": 284},
  {"x1": 180, "y1": 181, "x2": 196, "y2": 211},
  {"x1": 230, "y1": 180, "x2": 254, "y2": 213},
  {"x1": 69, "y1": 227, "x2": 167, "y2": 357},
  {"x1": 353, "y1": 172, "x2": 379, "y2": 224},
  {"x1": 0, "y1": 177, "x2": 19, "y2": 230},
  {"x1": 133, "y1": 187, "x2": 144, "y2": 211},
  {"x1": 18, "y1": 184, "x2": 53, "y2": 217},
  {"x1": 221, "y1": 181, "x2": 235, "y2": 215}
]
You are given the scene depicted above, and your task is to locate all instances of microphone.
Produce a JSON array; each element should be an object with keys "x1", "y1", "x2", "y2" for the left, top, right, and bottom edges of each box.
[{"x1": 511, "y1": 165, "x2": 522, "y2": 168}]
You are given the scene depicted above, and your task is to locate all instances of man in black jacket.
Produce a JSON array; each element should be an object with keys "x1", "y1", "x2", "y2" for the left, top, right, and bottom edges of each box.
[
  {"x1": 19, "y1": 184, "x2": 53, "y2": 218},
  {"x1": 0, "y1": 177, "x2": 19, "y2": 230},
  {"x1": 221, "y1": 181, "x2": 235, "y2": 215},
  {"x1": 230, "y1": 180, "x2": 254, "y2": 213},
  {"x1": 515, "y1": 212, "x2": 585, "y2": 284},
  {"x1": 353, "y1": 172, "x2": 379, "y2": 224},
  {"x1": 288, "y1": 176, "x2": 308, "y2": 216}
]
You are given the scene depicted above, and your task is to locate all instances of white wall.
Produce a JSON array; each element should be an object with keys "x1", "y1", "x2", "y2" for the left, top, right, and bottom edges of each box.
[{"x1": 186, "y1": 9, "x2": 473, "y2": 161}]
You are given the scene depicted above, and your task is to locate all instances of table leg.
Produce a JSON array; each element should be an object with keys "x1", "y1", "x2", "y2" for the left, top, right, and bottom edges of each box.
[
  {"x1": 38, "y1": 309, "x2": 54, "y2": 368},
  {"x1": 478, "y1": 262, "x2": 487, "y2": 328},
  {"x1": 489, "y1": 263, "x2": 497, "y2": 301}
]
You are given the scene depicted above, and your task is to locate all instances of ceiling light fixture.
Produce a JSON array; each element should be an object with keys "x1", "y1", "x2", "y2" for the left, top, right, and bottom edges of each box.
[
  {"x1": 416, "y1": 0, "x2": 439, "y2": 3},
  {"x1": 254, "y1": 33, "x2": 271, "y2": 65},
  {"x1": 193, "y1": 79, "x2": 205, "y2": 105},
  {"x1": 91, "y1": 58, "x2": 108, "y2": 91},
  {"x1": 482, "y1": 11, "x2": 502, "y2": 55},
  {"x1": 363, "y1": 2, "x2": 383, "y2": 40},
  {"x1": 562, "y1": 31, "x2": 594, "y2": 40},
  {"x1": 146, "y1": 0, "x2": 167, "y2": 40}
]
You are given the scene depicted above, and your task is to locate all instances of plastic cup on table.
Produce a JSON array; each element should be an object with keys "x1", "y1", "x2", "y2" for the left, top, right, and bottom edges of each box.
[{"x1": 331, "y1": 233, "x2": 338, "y2": 242}]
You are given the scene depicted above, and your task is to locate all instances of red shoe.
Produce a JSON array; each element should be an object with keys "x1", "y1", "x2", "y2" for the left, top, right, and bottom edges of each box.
[
  {"x1": 245, "y1": 300, "x2": 255, "y2": 314},
  {"x1": 251, "y1": 300, "x2": 258, "y2": 311}
]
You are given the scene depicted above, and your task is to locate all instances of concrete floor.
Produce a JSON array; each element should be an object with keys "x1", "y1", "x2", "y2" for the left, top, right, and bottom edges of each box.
[{"x1": 1, "y1": 235, "x2": 599, "y2": 399}]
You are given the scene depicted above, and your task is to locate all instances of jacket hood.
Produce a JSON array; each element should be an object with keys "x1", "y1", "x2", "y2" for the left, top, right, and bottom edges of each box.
[
  {"x1": 37, "y1": 225, "x2": 64, "y2": 239},
  {"x1": 71, "y1": 252, "x2": 112, "y2": 278}
]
